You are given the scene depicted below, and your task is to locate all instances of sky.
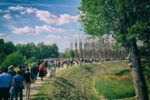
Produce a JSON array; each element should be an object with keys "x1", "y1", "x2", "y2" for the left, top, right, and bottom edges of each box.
[{"x1": 0, "y1": 0, "x2": 84, "y2": 52}]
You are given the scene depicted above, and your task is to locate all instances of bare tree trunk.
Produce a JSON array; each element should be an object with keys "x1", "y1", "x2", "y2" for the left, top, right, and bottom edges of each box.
[{"x1": 129, "y1": 38, "x2": 149, "y2": 100}]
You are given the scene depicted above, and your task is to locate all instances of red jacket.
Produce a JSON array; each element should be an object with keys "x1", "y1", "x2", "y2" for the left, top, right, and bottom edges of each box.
[{"x1": 39, "y1": 66, "x2": 45, "y2": 71}]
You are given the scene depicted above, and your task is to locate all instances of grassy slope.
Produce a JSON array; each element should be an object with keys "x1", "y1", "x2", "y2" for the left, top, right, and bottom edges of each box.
[
  {"x1": 31, "y1": 61, "x2": 148, "y2": 100},
  {"x1": 32, "y1": 64, "x2": 99, "y2": 100}
]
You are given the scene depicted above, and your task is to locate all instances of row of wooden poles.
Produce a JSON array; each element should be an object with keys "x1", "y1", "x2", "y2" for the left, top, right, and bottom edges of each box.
[{"x1": 70, "y1": 38, "x2": 128, "y2": 59}]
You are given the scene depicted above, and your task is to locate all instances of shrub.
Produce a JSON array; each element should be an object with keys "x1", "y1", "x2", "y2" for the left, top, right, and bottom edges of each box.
[
  {"x1": 26, "y1": 57, "x2": 37, "y2": 64},
  {"x1": 2, "y1": 52, "x2": 25, "y2": 68}
]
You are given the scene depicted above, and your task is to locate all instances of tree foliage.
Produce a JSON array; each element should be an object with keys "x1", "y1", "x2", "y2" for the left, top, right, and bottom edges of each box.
[
  {"x1": 79, "y1": 0, "x2": 150, "y2": 99},
  {"x1": 59, "y1": 49, "x2": 75, "y2": 58},
  {"x1": 79, "y1": 0, "x2": 150, "y2": 47},
  {"x1": 0, "y1": 53, "x2": 6, "y2": 65},
  {"x1": 16, "y1": 42, "x2": 59, "y2": 59},
  {"x1": 0, "y1": 39, "x2": 16, "y2": 55},
  {"x1": 2, "y1": 52, "x2": 25, "y2": 67},
  {"x1": 0, "y1": 39, "x2": 60, "y2": 67}
]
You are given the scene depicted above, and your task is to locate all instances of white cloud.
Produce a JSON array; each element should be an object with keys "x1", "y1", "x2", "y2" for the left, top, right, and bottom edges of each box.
[
  {"x1": 35, "y1": 25, "x2": 65, "y2": 33},
  {"x1": 13, "y1": 25, "x2": 65, "y2": 35},
  {"x1": 0, "y1": 33, "x2": 8, "y2": 39},
  {"x1": 57, "y1": 14, "x2": 78, "y2": 25},
  {"x1": 0, "y1": 9, "x2": 10, "y2": 13},
  {"x1": 8, "y1": 5, "x2": 24, "y2": 11},
  {"x1": 20, "y1": 11, "x2": 26, "y2": 15},
  {"x1": 15, "y1": 15, "x2": 20, "y2": 17},
  {"x1": 26, "y1": 8, "x2": 37, "y2": 14},
  {"x1": 13, "y1": 26, "x2": 35, "y2": 35},
  {"x1": 3, "y1": 14, "x2": 11, "y2": 19},
  {"x1": 47, "y1": 34, "x2": 61, "y2": 39},
  {"x1": 4, "y1": 10, "x2": 10, "y2": 13},
  {"x1": 7, "y1": 6, "x2": 78, "y2": 25},
  {"x1": 36, "y1": 10, "x2": 78, "y2": 25},
  {"x1": 36, "y1": 10, "x2": 58, "y2": 24}
]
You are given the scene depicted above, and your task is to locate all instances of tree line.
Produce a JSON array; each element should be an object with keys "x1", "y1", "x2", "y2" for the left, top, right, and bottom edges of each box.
[{"x1": 0, "y1": 39, "x2": 59, "y2": 68}]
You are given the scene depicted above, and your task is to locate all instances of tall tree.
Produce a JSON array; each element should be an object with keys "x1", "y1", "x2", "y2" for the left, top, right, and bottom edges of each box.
[
  {"x1": 5, "y1": 42, "x2": 16, "y2": 55},
  {"x1": 2, "y1": 52, "x2": 25, "y2": 67},
  {"x1": 79, "y1": 0, "x2": 150, "y2": 99}
]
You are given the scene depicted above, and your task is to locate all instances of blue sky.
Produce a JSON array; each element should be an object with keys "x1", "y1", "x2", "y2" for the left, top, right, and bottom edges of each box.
[{"x1": 0, "y1": 0, "x2": 83, "y2": 52}]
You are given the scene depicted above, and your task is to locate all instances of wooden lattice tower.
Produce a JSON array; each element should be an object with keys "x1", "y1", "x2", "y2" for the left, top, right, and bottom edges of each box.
[
  {"x1": 70, "y1": 39, "x2": 73, "y2": 57},
  {"x1": 84, "y1": 39, "x2": 87, "y2": 58},
  {"x1": 92, "y1": 40, "x2": 95, "y2": 58},
  {"x1": 79, "y1": 36, "x2": 83, "y2": 58},
  {"x1": 75, "y1": 39, "x2": 78, "y2": 58},
  {"x1": 97, "y1": 41, "x2": 99, "y2": 58}
]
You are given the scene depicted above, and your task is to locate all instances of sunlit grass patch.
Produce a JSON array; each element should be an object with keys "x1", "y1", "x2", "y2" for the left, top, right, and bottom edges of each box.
[{"x1": 94, "y1": 75, "x2": 135, "y2": 100}]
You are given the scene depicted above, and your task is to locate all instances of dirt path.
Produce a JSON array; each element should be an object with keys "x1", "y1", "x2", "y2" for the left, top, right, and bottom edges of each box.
[{"x1": 23, "y1": 64, "x2": 72, "y2": 99}]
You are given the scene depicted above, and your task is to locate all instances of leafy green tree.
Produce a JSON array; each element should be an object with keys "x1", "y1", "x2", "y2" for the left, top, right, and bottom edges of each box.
[
  {"x1": 70, "y1": 50, "x2": 75, "y2": 58},
  {"x1": 79, "y1": 0, "x2": 150, "y2": 99},
  {"x1": 2, "y1": 52, "x2": 25, "y2": 68},
  {"x1": 63, "y1": 48, "x2": 71, "y2": 58},
  {"x1": 51, "y1": 43, "x2": 59, "y2": 58},
  {"x1": 16, "y1": 43, "x2": 38, "y2": 59},
  {"x1": 59, "y1": 49, "x2": 75, "y2": 58},
  {"x1": 37, "y1": 43, "x2": 48, "y2": 59},
  {"x1": 16, "y1": 42, "x2": 59, "y2": 60},
  {"x1": 0, "y1": 53, "x2": 6, "y2": 66},
  {"x1": 0, "y1": 40, "x2": 16, "y2": 55},
  {"x1": 37, "y1": 43, "x2": 59, "y2": 59},
  {"x1": 26, "y1": 57, "x2": 37, "y2": 64},
  {"x1": 5, "y1": 42, "x2": 16, "y2": 55},
  {"x1": 138, "y1": 43, "x2": 150, "y2": 58},
  {"x1": 0, "y1": 39, "x2": 5, "y2": 53}
]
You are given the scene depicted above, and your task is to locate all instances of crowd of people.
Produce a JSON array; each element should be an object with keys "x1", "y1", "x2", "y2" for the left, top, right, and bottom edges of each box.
[
  {"x1": 0, "y1": 57, "x2": 119, "y2": 100},
  {"x1": 0, "y1": 60, "x2": 47, "y2": 100}
]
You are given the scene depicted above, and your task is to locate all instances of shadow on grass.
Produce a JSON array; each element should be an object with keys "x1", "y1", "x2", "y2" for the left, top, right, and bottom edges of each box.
[
  {"x1": 82, "y1": 65, "x2": 93, "y2": 73},
  {"x1": 31, "y1": 93, "x2": 50, "y2": 100},
  {"x1": 32, "y1": 97, "x2": 51, "y2": 100},
  {"x1": 55, "y1": 76, "x2": 75, "y2": 88}
]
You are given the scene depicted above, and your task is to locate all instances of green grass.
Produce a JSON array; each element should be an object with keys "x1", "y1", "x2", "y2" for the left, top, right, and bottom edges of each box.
[
  {"x1": 94, "y1": 74, "x2": 135, "y2": 100},
  {"x1": 105, "y1": 69, "x2": 131, "y2": 75},
  {"x1": 32, "y1": 64, "x2": 100, "y2": 100},
  {"x1": 31, "y1": 60, "x2": 150, "y2": 100}
]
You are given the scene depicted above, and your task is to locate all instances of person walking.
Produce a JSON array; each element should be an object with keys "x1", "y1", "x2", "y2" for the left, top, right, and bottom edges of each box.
[
  {"x1": 39, "y1": 63, "x2": 46, "y2": 81},
  {"x1": 24, "y1": 68, "x2": 32, "y2": 100},
  {"x1": 8, "y1": 65, "x2": 16, "y2": 77},
  {"x1": 0, "y1": 68, "x2": 12, "y2": 100},
  {"x1": 30, "y1": 64, "x2": 37, "y2": 83},
  {"x1": 13, "y1": 69, "x2": 25, "y2": 100}
]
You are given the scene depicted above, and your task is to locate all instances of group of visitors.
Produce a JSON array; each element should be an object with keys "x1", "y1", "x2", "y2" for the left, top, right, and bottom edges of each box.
[
  {"x1": 0, "y1": 57, "x2": 109, "y2": 100},
  {"x1": 45, "y1": 58, "x2": 104, "y2": 68},
  {"x1": 0, "y1": 61, "x2": 47, "y2": 100}
]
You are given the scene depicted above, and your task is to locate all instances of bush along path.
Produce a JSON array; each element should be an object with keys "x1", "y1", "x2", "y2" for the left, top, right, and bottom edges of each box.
[{"x1": 30, "y1": 60, "x2": 138, "y2": 100}]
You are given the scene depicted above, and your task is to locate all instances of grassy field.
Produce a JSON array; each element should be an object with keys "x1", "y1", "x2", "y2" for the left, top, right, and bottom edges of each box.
[
  {"x1": 31, "y1": 60, "x2": 150, "y2": 100},
  {"x1": 94, "y1": 70, "x2": 135, "y2": 99}
]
